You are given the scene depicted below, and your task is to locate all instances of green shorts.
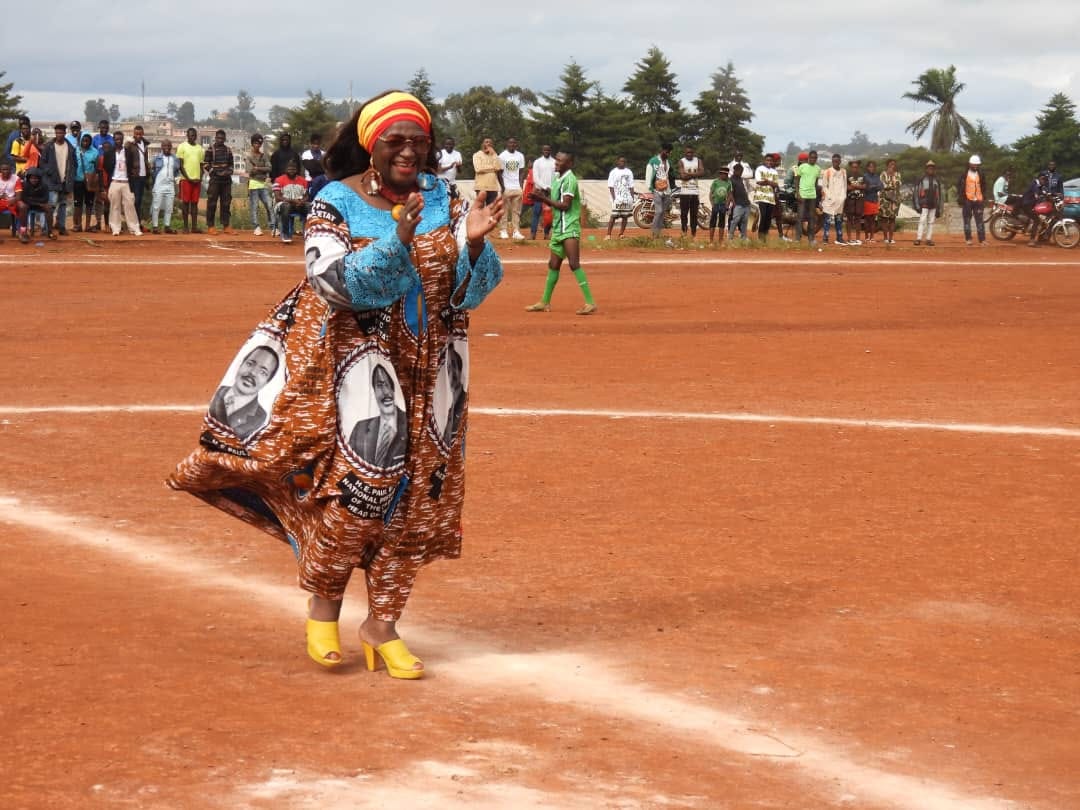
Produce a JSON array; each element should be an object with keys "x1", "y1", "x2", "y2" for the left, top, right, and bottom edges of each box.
[{"x1": 549, "y1": 232, "x2": 580, "y2": 259}]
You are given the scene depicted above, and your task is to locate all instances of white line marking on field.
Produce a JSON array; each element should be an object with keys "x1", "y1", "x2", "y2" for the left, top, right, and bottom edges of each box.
[
  {"x1": 0, "y1": 403, "x2": 1076, "y2": 439},
  {"x1": 206, "y1": 243, "x2": 278, "y2": 259},
  {"x1": 0, "y1": 495, "x2": 1017, "y2": 810},
  {"x1": 0, "y1": 255, "x2": 1077, "y2": 268}
]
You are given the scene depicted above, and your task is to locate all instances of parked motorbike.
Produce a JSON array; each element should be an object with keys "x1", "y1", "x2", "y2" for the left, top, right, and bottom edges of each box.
[
  {"x1": 632, "y1": 191, "x2": 711, "y2": 232},
  {"x1": 776, "y1": 187, "x2": 821, "y2": 238},
  {"x1": 988, "y1": 194, "x2": 1079, "y2": 248}
]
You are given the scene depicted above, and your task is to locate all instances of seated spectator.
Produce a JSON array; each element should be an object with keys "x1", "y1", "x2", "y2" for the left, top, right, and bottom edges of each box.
[
  {"x1": 272, "y1": 160, "x2": 309, "y2": 244},
  {"x1": 0, "y1": 160, "x2": 20, "y2": 232},
  {"x1": 18, "y1": 167, "x2": 54, "y2": 242}
]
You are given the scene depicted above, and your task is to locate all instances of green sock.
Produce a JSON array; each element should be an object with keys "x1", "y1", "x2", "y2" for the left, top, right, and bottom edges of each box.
[
  {"x1": 541, "y1": 269, "x2": 559, "y2": 304},
  {"x1": 573, "y1": 267, "x2": 595, "y2": 306}
]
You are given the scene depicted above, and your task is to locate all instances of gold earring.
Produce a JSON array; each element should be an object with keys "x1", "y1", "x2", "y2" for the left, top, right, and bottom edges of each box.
[{"x1": 359, "y1": 166, "x2": 382, "y2": 196}]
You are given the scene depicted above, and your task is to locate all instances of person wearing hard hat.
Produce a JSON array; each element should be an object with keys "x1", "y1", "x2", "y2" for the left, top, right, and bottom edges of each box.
[{"x1": 957, "y1": 154, "x2": 990, "y2": 245}]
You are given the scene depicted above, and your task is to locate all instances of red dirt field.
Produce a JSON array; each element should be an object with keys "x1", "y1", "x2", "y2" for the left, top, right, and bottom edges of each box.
[{"x1": 2, "y1": 230, "x2": 1079, "y2": 810}]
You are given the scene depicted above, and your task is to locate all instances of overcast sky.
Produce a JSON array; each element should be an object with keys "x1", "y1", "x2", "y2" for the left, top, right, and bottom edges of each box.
[{"x1": 8, "y1": 0, "x2": 1080, "y2": 154}]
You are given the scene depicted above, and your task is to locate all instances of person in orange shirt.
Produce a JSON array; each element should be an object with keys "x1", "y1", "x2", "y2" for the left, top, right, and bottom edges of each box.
[{"x1": 956, "y1": 154, "x2": 989, "y2": 246}]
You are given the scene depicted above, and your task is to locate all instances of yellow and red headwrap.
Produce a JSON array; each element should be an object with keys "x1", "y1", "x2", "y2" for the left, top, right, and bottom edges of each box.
[{"x1": 356, "y1": 91, "x2": 432, "y2": 153}]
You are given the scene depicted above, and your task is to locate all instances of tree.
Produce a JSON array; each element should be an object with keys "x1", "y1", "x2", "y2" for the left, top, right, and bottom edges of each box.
[
  {"x1": 902, "y1": 65, "x2": 975, "y2": 152},
  {"x1": 0, "y1": 71, "x2": 25, "y2": 133},
  {"x1": 689, "y1": 61, "x2": 762, "y2": 169},
  {"x1": 528, "y1": 62, "x2": 598, "y2": 164},
  {"x1": 166, "y1": 101, "x2": 179, "y2": 119},
  {"x1": 268, "y1": 104, "x2": 291, "y2": 132},
  {"x1": 228, "y1": 89, "x2": 258, "y2": 131},
  {"x1": 284, "y1": 90, "x2": 342, "y2": 147},
  {"x1": 1012, "y1": 93, "x2": 1080, "y2": 180},
  {"x1": 84, "y1": 98, "x2": 109, "y2": 124},
  {"x1": 176, "y1": 101, "x2": 196, "y2": 129},
  {"x1": 622, "y1": 46, "x2": 685, "y2": 148},
  {"x1": 407, "y1": 67, "x2": 450, "y2": 136}
]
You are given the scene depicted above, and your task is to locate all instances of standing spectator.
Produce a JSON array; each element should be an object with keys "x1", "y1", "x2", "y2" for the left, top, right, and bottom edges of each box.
[
  {"x1": 498, "y1": 137, "x2": 526, "y2": 239},
  {"x1": 861, "y1": 160, "x2": 882, "y2": 243},
  {"x1": 272, "y1": 160, "x2": 308, "y2": 244},
  {"x1": 605, "y1": 156, "x2": 634, "y2": 240},
  {"x1": 525, "y1": 150, "x2": 597, "y2": 315},
  {"x1": 1046, "y1": 160, "x2": 1064, "y2": 195},
  {"x1": 957, "y1": 154, "x2": 989, "y2": 246},
  {"x1": 436, "y1": 137, "x2": 462, "y2": 197},
  {"x1": 728, "y1": 164, "x2": 750, "y2": 240},
  {"x1": 844, "y1": 159, "x2": 865, "y2": 245},
  {"x1": 795, "y1": 150, "x2": 822, "y2": 244},
  {"x1": 645, "y1": 143, "x2": 675, "y2": 239},
  {"x1": 753, "y1": 153, "x2": 780, "y2": 242},
  {"x1": 176, "y1": 127, "x2": 204, "y2": 233},
  {"x1": 269, "y1": 131, "x2": 301, "y2": 182},
  {"x1": 300, "y1": 133, "x2": 324, "y2": 181},
  {"x1": 530, "y1": 144, "x2": 556, "y2": 239},
  {"x1": 91, "y1": 120, "x2": 114, "y2": 152},
  {"x1": 103, "y1": 131, "x2": 142, "y2": 237},
  {"x1": 878, "y1": 158, "x2": 902, "y2": 244},
  {"x1": 13, "y1": 126, "x2": 43, "y2": 177},
  {"x1": 246, "y1": 133, "x2": 273, "y2": 235},
  {"x1": 203, "y1": 129, "x2": 235, "y2": 234},
  {"x1": 993, "y1": 167, "x2": 1013, "y2": 204},
  {"x1": 913, "y1": 160, "x2": 943, "y2": 246},
  {"x1": 5, "y1": 115, "x2": 30, "y2": 164},
  {"x1": 472, "y1": 137, "x2": 502, "y2": 206},
  {"x1": 66, "y1": 121, "x2": 83, "y2": 150},
  {"x1": 150, "y1": 139, "x2": 181, "y2": 234},
  {"x1": 677, "y1": 145, "x2": 703, "y2": 238},
  {"x1": 73, "y1": 132, "x2": 99, "y2": 232},
  {"x1": 129, "y1": 125, "x2": 151, "y2": 223},
  {"x1": 820, "y1": 153, "x2": 847, "y2": 245},
  {"x1": 8, "y1": 120, "x2": 30, "y2": 176},
  {"x1": 708, "y1": 165, "x2": 732, "y2": 243},
  {"x1": 40, "y1": 123, "x2": 76, "y2": 235},
  {"x1": 727, "y1": 149, "x2": 754, "y2": 198}
]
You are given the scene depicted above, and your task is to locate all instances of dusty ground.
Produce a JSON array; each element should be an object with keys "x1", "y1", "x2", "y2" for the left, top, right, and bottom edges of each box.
[{"x1": 1, "y1": 228, "x2": 1078, "y2": 809}]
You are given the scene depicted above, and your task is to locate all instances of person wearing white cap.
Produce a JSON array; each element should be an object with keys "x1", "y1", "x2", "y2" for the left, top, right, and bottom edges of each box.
[{"x1": 957, "y1": 154, "x2": 990, "y2": 245}]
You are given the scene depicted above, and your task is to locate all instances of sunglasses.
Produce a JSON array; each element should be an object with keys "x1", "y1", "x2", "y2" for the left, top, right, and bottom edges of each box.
[{"x1": 378, "y1": 134, "x2": 432, "y2": 151}]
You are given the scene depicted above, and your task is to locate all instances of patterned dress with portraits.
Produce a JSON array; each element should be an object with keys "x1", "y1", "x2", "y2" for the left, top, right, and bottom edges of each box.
[{"x1": 168, "y1": 179, "x2": 502, "y2": 610}]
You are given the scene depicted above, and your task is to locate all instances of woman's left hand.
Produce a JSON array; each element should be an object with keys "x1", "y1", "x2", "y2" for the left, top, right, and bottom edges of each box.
[{"x1": 465, "y1": 194, "x2": 505, "y2": 243}]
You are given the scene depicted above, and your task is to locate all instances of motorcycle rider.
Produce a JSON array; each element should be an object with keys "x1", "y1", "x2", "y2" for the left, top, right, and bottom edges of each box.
[
  {"x1": 1022, "y1": 171, "x2": 1051, "y2": 247},
  {"x1": 956, "y1": 154, "x2": 990, "y2": 245}
]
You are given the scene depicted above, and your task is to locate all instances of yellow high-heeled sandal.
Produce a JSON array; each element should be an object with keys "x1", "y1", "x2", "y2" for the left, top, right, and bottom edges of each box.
[
  {"x1": 362, "y1": 638, "x2": 424, "y2": 679},
  {"x1": 306, "y1": 618, "x2": 343, "y2": 669}
]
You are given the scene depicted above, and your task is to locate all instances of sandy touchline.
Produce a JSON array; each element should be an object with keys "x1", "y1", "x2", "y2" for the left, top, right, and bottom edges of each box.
[
  {"x1": 0, "y1": 495, "x2": 1018, "y2": 810},
  {"x1": 0, "y1": 403, "x2": 1076, "y2": 439}
]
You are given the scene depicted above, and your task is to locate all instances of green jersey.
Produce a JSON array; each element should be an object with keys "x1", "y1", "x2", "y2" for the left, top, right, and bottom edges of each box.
[
  {"x1": 709, "y1": 178, "x2": 732, "y2": 207},
  {"x1": 551, "y1": 170, "x2": 581, "y2": 239},
  {"x1": 796, "y1": 162, "x2": 822, "y2": 200}
]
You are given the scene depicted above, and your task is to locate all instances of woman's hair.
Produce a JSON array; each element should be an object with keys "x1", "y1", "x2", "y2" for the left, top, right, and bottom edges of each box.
[{"x1": 324, "y1": 90, "x2": 439, "y2": 181}]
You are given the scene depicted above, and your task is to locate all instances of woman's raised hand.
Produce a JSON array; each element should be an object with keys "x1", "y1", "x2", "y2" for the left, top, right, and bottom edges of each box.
[{"x1": 465, "y1": 194, "x2": 505, "y2": 244}]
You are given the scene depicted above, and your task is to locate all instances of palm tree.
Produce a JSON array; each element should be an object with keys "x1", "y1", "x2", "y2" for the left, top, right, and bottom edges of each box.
[{"x1": 903, "y1": 65, "x2": 975, "y2": 152}]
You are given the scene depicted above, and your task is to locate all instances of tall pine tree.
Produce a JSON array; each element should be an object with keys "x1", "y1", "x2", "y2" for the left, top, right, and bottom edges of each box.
[
  {"x1": 622, "y1": 46, "x2": 685, "y2": 150},
  {"x1": 1013, "y1": 93, "x2": 1080, "y2": 179},
  {"x1": 0, "y1": 71, "x2": 24, "y2": 134},
  {"x1": 690, "y1": 61, "x2": 763, "y2": 170}
]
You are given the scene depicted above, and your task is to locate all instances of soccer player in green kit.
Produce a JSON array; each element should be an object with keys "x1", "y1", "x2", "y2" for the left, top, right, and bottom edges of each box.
[{"x1": 524, "y1": 150, "x2": 597, "y2": 315}]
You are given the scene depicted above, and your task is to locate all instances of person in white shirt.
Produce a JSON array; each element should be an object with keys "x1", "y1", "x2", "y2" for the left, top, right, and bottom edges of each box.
[
  {"x1": 498, "y1": 137, "x2": 526, "y2": 239},
  {"x1": 436, "y1": 137, "x2": 463, "y2": 197},
  {"x1": 727, "y1": 149, "x2": 754, "y2": 198},
  {"x1": 108, "y1": 131, "x2": 142, "y2": 237},
  {"x1": 677, "y1": 146, "x2": 704, "y2": 238},
  {"x1": 150, "y1": 139, "x2": 181, "y2": 233},
  {"x1": 605, "y1": 156, "x2": 634, "y2": 239},
  {"x1": 752, "y1": 153, "x2": 781, "y2": 242},
  {"x1": 529, "y1": 144, "x2": 556, "y2": 239}
]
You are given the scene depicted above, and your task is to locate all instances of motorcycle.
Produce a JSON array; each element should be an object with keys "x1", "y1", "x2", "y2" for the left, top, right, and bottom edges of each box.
[
  {"x1": 776, "y1": 187, "x2": 821, "y2": 238},
  {"x1": 632, "y1": 191, "x2": 712, "y2": 232},
  {"x1": 988, "y1": 194, "x2": 1079, "y2": 248}
]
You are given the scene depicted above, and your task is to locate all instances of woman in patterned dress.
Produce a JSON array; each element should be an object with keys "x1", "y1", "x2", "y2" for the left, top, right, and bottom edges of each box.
[
  {"x1": 168, "y1": 91, "x2": 505, "y2": 678},
  {"x1": 878, "y1": 158, "x2": 903, "y2": 245}
]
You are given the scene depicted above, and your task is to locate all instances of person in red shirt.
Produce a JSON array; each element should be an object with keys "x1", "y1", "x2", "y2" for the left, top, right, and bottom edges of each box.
[{"x1": 272, "y1": 160, "x2": 309, "y2": 244}]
